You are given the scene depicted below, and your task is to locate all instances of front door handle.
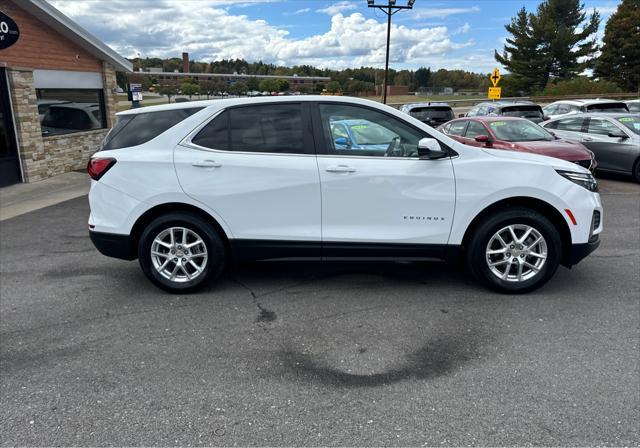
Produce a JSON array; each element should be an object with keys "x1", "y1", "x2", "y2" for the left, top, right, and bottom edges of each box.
[
  {"x1": 582, "y1": 137, "x2": 593, "y2": 142},
  {"x1": 192, "y1": 160, "x2": 222, "y2": 168},
  {"x1": 326, "y1": 165, "x2": 356, "y2": 173}
]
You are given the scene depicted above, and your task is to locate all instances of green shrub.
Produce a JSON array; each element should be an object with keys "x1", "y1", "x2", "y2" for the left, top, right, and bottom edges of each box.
[{"x1": 541, "y1": 77, "x2": 622, "y2": 95}]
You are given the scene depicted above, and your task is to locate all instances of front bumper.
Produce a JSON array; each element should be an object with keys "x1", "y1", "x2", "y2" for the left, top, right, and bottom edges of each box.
[
  {"x1": 90, "y1": 231, "x2": 136, "y2": 260},
  {"x1": 568, "y1": 234, "x2": 600, "y2": 266}
]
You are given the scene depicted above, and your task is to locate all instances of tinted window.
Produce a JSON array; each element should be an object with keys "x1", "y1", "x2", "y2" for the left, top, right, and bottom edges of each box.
[
  {"x1": 464, "y1": 121, "x2": 487, "y2": 138},
  {"x1": 408, "y1": 107, "x2": 453, "y2": 122},
  {"x1": 101, "y1": 107, "x2": 204, "y2": 150},
  {"x1": 555, "y1": 117, "x2": 585, "y2": 132},
  {"x1": 500, "y1": 106, "x2": 544, "y2": 119},
  {"x1": 586, "y1": 102, "x2": 629, "y2": 113},
  {"x1": 319, "y1": 103, "x2": 424, "y2": 157},
  {"x1": 229, "y1": 104, "x2": 305, "y2": 154},
  {"x1": 192, "y1": 111, "x2": 229, "y2": 150}
]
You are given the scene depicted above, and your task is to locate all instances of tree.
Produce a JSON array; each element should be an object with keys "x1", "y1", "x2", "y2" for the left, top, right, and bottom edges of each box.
[
  {"x1": 495, "y1": 7, "x2": 548, "y2": 94},
  {"x1": 531, "y1": 0, "x2": 600, "y2": 82},
  {"x1": 180, "y1": 79, "x2": 199, "y2": 99},
  {"x1": 275, "y1": 79, "x2": 289, "y2": 92},
  {"x1": 258, "y1": 78, "x2": 279, "y2": 92},
  {"x1": 414, "y1": 67, "x2": 431, "y2": 90},
  {"x1": 246, "y1": 77, "x2": 260, "y2": 91},
  {"x1": 157, "y1": 84, "x2": 177, "y2": 103},
  {"x1": 541, "y1": 76, "x2": 622, "y2": 95},
  {"x1": 496, "y1": 0, "x2": 601, "y2": 94},
  {"x1": 595, "y1": 0, "x2": 640, "y2": 91},
  {"x1": 326, "y1": 81, "x2": 342, "y2": 93}
]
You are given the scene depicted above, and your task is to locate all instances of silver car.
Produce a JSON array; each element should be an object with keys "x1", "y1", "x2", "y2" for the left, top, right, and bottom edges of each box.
[
  {"x1": 542, "y1": 99, "x2": 629, "y2": 120},
  {"x1": 626, "y1": 99, "x2": 640, "y2": 113},
  {"x1": 541, "y1": 113, "x2": 640, "y2": 182}
]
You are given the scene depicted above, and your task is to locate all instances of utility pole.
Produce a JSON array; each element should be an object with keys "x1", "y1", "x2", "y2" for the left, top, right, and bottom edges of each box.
[{"x1": 367, "y1": 0, "x2": 415, "y2": 104}]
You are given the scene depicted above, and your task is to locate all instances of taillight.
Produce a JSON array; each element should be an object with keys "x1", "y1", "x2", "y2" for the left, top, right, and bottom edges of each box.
[{"x1": 87, "y1": 157, "x2": 116, "y2": 181}]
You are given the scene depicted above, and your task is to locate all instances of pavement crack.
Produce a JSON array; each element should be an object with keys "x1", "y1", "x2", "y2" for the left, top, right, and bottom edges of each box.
[{"x1": 231, "y1": 278, "x2": 277, "y2": 326}]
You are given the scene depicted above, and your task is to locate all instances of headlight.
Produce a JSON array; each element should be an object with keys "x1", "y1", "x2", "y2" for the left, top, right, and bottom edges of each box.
[{"x1": 556, "y1": 170, "x2": 598, "y2": 192}]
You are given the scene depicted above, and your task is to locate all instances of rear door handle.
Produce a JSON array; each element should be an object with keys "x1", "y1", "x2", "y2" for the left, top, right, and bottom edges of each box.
[
  {"x1": 326, "y1": 165, "x2": 356, "y2": 173},
  {"x1": 192, "y1": 160, "x2": 222, "y2": 168}
]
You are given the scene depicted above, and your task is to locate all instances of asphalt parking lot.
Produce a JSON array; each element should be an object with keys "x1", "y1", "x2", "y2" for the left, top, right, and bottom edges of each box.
[{"x1": 1, "y1": 177, "x2": 639, "y2": 446}]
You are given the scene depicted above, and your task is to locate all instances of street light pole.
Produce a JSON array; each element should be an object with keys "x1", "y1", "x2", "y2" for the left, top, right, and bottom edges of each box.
[{"x1": 367, "y1": 0, "x2": 415, "y2": 104}]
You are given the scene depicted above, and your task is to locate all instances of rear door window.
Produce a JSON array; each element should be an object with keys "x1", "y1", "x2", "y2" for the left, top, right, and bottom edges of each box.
[
  {"x1": 230, "y1": 104, "x2": 306, "y2": 154},
  {"x1": 500, "y1": 106, "x2": 544, "y2": 119},
  {"x1": 555, "y1": 117, "x2": 586, "y2": 132},
  {"x1": 101, "y1": 107, "x2": 204, "y2": 150}
]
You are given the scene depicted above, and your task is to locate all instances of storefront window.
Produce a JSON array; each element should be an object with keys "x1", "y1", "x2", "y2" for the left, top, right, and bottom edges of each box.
[{"x1": 36, "y1": 89, "x2": 107, "y2": 136}]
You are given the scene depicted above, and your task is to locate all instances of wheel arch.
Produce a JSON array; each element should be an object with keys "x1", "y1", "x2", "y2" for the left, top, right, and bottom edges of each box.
[
  {"x1": 129, "y1": 203, "x2": 232, "y2": 260},
  {"x1": 460, "y1": 196, "x2": 573, "y2": 267}
]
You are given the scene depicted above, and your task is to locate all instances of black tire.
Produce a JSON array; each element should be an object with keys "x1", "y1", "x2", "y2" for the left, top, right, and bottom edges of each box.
[
  {"x1": 634, "y1": 158, "x2": 640, "y2": 183},
  {"x1": 138, "y1": 212, "x2": 226, "y2": 293},
  {"x1": 466, "y1": 207, "x2": 562, "y2": 294}
]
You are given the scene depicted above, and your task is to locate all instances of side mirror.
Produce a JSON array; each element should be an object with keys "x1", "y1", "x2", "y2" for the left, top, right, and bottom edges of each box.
[
  {"x1": 543, "y1": 116, "x2": 550, "y2": 121},
  {"x1": 418, "y1": 138, "x2": 448, "y2": 160},
  {"x1": 335, "y1": 137, "x2": 351, "y2": 147},
  {"x1": 608, "y1": 131, "x2": 628, "y2": 139},
  {"x1": 474, "y1": 134, "x2": 492, "y2": 146}
]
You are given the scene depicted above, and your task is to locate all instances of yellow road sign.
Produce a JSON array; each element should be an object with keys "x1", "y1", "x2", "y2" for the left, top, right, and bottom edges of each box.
[
  {"x1": 488, "y1": 87, "x2": 502, "y2": 100},
  {"x1": 490, "y1": 68, "x2": 501, "y2": 87}
]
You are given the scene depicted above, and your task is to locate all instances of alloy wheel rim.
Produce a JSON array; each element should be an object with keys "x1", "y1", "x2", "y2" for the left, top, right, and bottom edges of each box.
[
  {"x1": 151, "y1": 227, "x2": 208, "y2": 283},
  {"x1": 485, "y1": 224, "x2": 547, "y2": 283}
]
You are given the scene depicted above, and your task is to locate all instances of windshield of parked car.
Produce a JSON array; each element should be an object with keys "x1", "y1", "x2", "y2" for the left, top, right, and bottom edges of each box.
[
  {"x1": 408, "y1": 107, "x2": 453, "y2": 121},
  {"x1": 500, "y1": 105, "x2": 544, "y2": 119},
  {"x1": 616, "y1": 116, "x2": 640, "y2": 135},
  {"x1": 347, "y1": 122, "x2": 398, "y2": 145},
  {"x1": 586, "y1": 103, "x2": 629, "y2": 113},
  {"x1": 488, "y1": 120, "x2": 554, "y2": 142}
]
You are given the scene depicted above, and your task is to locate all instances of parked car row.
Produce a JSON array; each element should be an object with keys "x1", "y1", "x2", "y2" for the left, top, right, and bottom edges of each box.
[{"x1": 401, "y1": 98, "x2": 640, "y2": 182}]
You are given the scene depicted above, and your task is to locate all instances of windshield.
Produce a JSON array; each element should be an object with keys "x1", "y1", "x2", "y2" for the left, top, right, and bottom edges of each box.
[
  {"x1": 586, "y1": 103, "x2": 629, "y2": 113},
  {"x1": 348, "y1": 122, "x2": 398, "y2": 145},
  {"x1": 409, "y1": 107, "x2": 453, "y2": 121},
  {"x1": 616, "y1": 116, "x2": 640, "y2": 135},
  {"x1": 500, "y1": 106, "x2": 544, "y2": 118},
  {"x1": 488, "y1": 120, "x2": 554, "y2": 142}
]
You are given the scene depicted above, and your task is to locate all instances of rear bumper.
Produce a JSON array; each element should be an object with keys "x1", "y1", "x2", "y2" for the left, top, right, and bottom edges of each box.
[
  {"x1": 90, "y1": 231, "x2": 136, "y2": 260},
  {"x1": 568, "y1": 235, "x2": 600, "y2": 266}
]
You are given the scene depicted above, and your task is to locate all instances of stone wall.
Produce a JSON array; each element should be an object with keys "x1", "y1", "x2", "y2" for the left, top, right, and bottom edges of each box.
[
  {"x1": 7, "y1": 63, "x2": 118, "y2": 182},
  {"x1": 6, "y1": 68, "x2": 44, "y2": 182}
]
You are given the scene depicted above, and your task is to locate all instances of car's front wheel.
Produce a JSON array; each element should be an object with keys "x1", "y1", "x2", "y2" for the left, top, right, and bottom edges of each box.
[
  {"x1": 466, "y1": 207, "x2": 562, "y2": 294},
  {"x1": 138, "y1": 212, "x2": 226, "y2": 293}
]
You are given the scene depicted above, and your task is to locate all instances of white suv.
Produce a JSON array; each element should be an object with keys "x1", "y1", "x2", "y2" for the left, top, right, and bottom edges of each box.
[{"x1": 88, "y1": 96, "x2": 602, "y2": 294}]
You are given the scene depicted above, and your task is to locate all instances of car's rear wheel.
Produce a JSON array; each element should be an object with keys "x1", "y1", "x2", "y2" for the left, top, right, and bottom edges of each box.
[
  {"x1": 633, "y1": 158, "x2": 640, "y2": 183},
  {"x1": 466, "y1": 207, "x2": 562, "y2": 293},
  {"x1": 138, "y1": 212, "x2": 225, "y2": 293}
]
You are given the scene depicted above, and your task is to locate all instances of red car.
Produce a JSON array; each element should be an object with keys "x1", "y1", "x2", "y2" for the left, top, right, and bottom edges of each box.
[{"x1": 438, "y1": 116, "x2": 596, "y2": 172}]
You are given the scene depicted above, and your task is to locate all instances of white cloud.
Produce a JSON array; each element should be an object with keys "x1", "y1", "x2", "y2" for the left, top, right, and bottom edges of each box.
[
  {"x1": 50, "y1": 1, "x2": 476, "y2": 70},
  {"x1": 316, "y1": 1, "x2": 358, "y2": 16},
  {"x1": 454, "y1": 23, "x2": 471, "y2": 35},
  {"x1": 411, "y1": 6, "x2": 480, "y2": 20},
  {"x1": 293, "y1": 8, "x2": 311, "y2": 15}
]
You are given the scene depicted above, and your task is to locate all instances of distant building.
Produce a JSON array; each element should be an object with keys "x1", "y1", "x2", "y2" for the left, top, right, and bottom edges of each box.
[
  {"x1": 0, "y1": 0, "x2": 132, "y2": 186},
  {"x1": 129, "y1": 52, "x2": 331, "y2": 92},
  {"x1": 375, "y1": 85, "x2": 409, "y2": 96}
]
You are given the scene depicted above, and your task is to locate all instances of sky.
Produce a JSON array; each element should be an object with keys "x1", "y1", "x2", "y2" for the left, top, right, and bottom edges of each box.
[{"x1": 50, "y1": 0, "x2": 621, "y2": 74}]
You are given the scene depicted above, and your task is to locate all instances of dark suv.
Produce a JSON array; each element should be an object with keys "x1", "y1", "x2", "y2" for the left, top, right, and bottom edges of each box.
[
  {"x1": 466, "y1": 101, "x2": 546, "y2": 123},
  {"x1": 399, "y1": 102, "x2": 454, "y2": 127}
]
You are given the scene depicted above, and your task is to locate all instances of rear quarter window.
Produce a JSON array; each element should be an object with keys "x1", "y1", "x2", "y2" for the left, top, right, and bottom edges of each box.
[{"x1": 101, "y1": 107, "x2": 204, "y2": 150}]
